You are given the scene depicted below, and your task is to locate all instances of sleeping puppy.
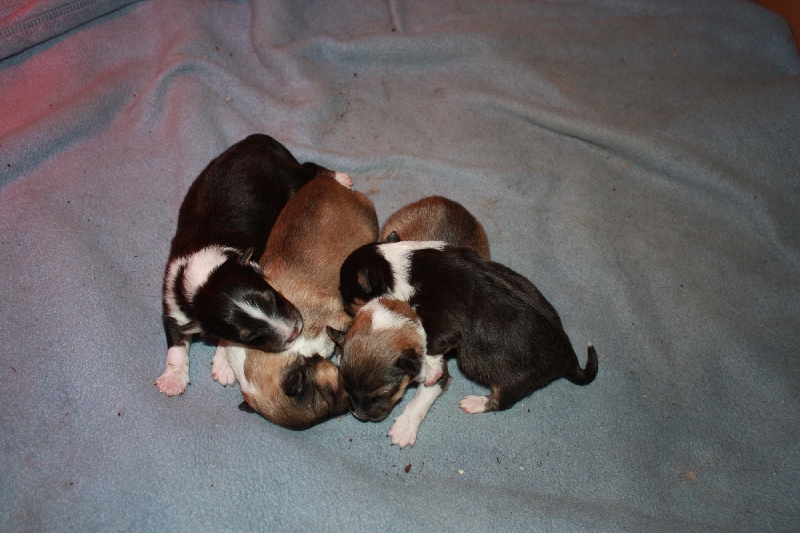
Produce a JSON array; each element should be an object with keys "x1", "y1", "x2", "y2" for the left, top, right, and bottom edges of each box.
[
  {"x1": 213, "y1": 174, "x2": 379, "y2": 429},
  {"x1": 380, "y1": 196, "x2": 490, "y2": 259},
  {"x1": 157, "y1": 134, "x2": 351, "y2": 396},
  {"x1": 331, "y1": 241, "x2": 597, "y2": 447}
]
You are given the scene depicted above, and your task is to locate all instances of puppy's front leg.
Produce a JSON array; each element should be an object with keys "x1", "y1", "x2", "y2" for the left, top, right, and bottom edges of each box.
[
  {"x1": 388, "y1": 382, "x2": 444, "y2": 448},
  {"x1": 423, "y1": 354, "x2": 444, "y2": 386},
  {"x1": 156, "y1": 316, "x2": 191, "y2": 396},
  {"x1": 211, "y1": 341, "x2": 236, "y2": 387},
  {"x1": 156, "y1": 343, "x2": 190, "y2": 396}
]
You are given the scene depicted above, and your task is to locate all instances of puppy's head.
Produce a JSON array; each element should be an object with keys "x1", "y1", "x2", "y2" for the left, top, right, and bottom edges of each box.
[
  {"x1": 327, "y1": 298, "x2": 425, "y2": 422},
  {"x1": 241, "y1": 351, "x2": 349, "y2": 430},
  {"x1": 193, "y1": 249, "x2": 303, "y2": 351},
  {"x1": 338, "y1": 243, "x2": 393, "y2": 315}
]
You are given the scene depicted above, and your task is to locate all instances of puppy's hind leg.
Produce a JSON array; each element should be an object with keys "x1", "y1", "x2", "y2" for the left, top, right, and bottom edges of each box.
[
  {"x1": 460, "y1": 375, "x2": 547, "y2": 414},
  {"x1": 460, "y1": 392, "x2": 493, "y2": 414},
  {"x1": 332, "y1": 171, "x2": 353, "y2": 189},
  {"x1": 211, "y1": 341, "x2": 236, "y2": 387}
]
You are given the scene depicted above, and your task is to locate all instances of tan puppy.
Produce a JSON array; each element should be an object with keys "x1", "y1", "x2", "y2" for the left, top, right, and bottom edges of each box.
[
  {"x1": 214, "y1": 174, "x2": 379, "y2": 429},
  {"x1": 380, "y1": 196, "x2": 490, "y2": 258}
]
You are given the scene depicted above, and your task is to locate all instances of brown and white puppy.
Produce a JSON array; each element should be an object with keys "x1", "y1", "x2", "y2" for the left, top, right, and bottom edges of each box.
[
  {"x1": 213, "y1": 175, "x2": 379, "y2": 429},
  {"x1": 380, "y1": 196, "x2": 490, "y2": 259},
  {"x1": 332, "y1": 241, "x2": 598, "y2": 447}
]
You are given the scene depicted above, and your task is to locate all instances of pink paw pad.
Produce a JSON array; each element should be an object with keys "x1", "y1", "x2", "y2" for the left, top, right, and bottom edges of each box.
[
  {"x1": 211, "y1": 347, "x2": 236, "y2": 387},
  {"x1": 155, "y1": 368, "x2": 189, "y2": 396},
  {"x1": 388, "y1": 414, "x2": 419, "y2": 448},
  {"x1": 333, "y1": 171, "x2": 353, "y2": 189},
  {"x1": 459, "y1": 395, "x2": 488, "y2": 414}
]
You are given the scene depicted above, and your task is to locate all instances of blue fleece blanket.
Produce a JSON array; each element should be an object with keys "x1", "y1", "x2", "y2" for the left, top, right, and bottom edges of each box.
[{"x1": 1, "y1": 1, "x2": 798, "y2": 531}]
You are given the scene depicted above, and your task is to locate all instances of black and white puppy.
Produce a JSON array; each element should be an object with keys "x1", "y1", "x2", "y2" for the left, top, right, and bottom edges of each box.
[
  {"x1": 157, "y1": 133, "x2": 350, "y2": 396},
  {"x1": 213, "y1": 174, "x2": 378, "y2": 429},
  {"x1": 332, "y1": 241, "x2": 598, "y2": 446}
]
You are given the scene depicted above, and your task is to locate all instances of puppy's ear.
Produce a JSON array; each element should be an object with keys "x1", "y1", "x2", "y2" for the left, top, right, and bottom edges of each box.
[
  {"x1": 281, "y1": 357, "x2": 308, "y2": 397},
  {"x1": 326, "y1": 326, "x2": 346, "y2": 346},
  {"x1": 238, "y1": 247, "x2": 255, "y2": 265},
  {"x1": 395, "y1": 348, "x2": 422, "y2": 378},
  {"x1": 385, "y1": 231, "x2": 400, "y2": 243},
  {"x1": 357, "y1": 268, "x2": 374, "y2": 294},
  {"x1": 238, "y1": 401, "x2": 256, "y2": 413}
]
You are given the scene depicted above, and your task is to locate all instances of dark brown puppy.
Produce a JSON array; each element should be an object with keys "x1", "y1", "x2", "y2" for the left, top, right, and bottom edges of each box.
[
  {"x1": 331, "y1": 241, "x2": 597, "y2": 446},
  {"x1": 380, "y1": 196, "x2": 490, "y2": 258},
  {"x1": 215, "y1": 174, "x2": 378, "y2": 429}
]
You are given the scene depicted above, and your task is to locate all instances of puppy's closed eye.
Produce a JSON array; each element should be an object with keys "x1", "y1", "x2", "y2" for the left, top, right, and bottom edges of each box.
[{"x1": 281, "y1": 357, "x2": 308, "y2": 397}]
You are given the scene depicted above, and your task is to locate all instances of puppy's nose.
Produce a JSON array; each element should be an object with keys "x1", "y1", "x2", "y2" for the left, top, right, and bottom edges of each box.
[{"x1": 287, "y1": 322, "x2": 302, "y2": 343}]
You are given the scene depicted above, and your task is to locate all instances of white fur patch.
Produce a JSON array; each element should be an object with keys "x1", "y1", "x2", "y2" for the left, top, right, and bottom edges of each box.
[
  {"x1": 378, "y1": 241, "x2": 446, "y2": 301},
  {"x1": 164, "y1": 245, "x2": 234, "y2": 325},
  {"x1": 459, "y1": 395, "x2": 489, "y2": 414},
  {"x1": 155, "y1": 345, "x2": 191, "y2": 396},
  {"x1": 211, "y1": 343, "x2": 236, "y2": 386},
  {"x1": 387, "y1": 381, "x2": 444, "y2": 448},
  {"x1": 235, "y1": 300, "x2": 271, "y2": 323},
  {"x1": 233, "y1": 299, "x2": 299, "y2": 343},
  {"x1": 288, "y1": 333, "x2": 335, "y2": 359},
  {"x1": 333, "y1": 171, "x2": 353, "y2": 189},
  {"x1": 224, "y1": 345, "x2": 254, "y2": 396},
  {"x1": 366, "y1": 300, "x2": 411, "y2": 331},
  {"x1": 363, "y1": 300, "x2": 427, "y2": 355}
]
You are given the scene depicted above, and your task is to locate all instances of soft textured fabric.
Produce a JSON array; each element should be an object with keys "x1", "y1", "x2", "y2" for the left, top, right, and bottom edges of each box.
[
  {"x1": 0, "y1": 0, "x2": 139, "y2": 60},
  {"x1": 1, "y1": 1, "x2": 798, "y2": 531}
]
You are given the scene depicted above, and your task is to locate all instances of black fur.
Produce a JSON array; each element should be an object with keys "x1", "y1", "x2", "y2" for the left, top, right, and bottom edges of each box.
[
  {"x1": 162, "y1": 134, "x2": 330, "y2": 352},
  {"x1": 169, "y1": 134, "x2": 325, "y2": 259},
  {"x1": 339, "y1": 243, "x2": 598, "y2": 411},
  {"x1": 338, "y1": 243, "x2": 394, "y2": 315}
]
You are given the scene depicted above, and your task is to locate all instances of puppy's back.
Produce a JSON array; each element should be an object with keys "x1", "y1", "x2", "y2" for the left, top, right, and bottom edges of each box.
[
  {"x1": 381, "y1": 196, "x2": 490, "y2": 258},
  {"x1": 263, "y1": 175, "x2": 378, "y2": 293},
  {"x1": 171, "y1": 134, "x2": 320, "y2": 259}
]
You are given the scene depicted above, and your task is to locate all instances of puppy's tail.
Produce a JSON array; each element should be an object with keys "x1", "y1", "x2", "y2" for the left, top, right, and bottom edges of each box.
[{"x1": 565, "y1": 343, "x2": 598, "y2": 386}]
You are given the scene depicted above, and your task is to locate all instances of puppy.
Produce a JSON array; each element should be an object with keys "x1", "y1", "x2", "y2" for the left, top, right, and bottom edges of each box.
[
  {"x1": 380, "y1": 196, "x2": 490, "y2": 259},
  {"x1": 213, "y1": 175, "x2": 379, "y2": 429},
  {"x1": 157, "y1": 134, "x2": 350, "y2": 396},
  {"x1": 332, "y1": 241, "x2": 597, "y2": 447}
]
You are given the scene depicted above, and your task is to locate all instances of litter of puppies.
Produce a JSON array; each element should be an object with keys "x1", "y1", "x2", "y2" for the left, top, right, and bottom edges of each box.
[{"x1": 158, "y1": 134, "x2": 598, "y2": 445}]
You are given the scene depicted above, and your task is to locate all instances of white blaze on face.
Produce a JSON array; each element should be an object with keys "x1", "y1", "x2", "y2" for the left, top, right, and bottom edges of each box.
[
  {"x1": 377, "y1": 241, "x2": 446, "y2": 301},
  {"x1": 363, "y1": 299, "x2": 429, "y2": 381},
  {"x1": 234, "y1": 299, "x2": 298, "y2": 342}
]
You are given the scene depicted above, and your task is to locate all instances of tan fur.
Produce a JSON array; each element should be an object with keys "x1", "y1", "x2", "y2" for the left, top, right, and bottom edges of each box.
[
  {"x1": 242, "y1": 348, "x2": 346, "y2": 429},
  {"x1": 378, "y1": 297, "x2": 419, "y2": 323},
  {"x1": 380, "y1": 196, "x2": 490, "y2": 258},
  {"x1": 337, "y1": 299, "x2": 426, "y2": 421},
  {"x1": 241, "y1": 175, "x2": 379, "y2": 428},
  {"x1": 263, "y1": 176, "x2": 378, "y2": 341}
]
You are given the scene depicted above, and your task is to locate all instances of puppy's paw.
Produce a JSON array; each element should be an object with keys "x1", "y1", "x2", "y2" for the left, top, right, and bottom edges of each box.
[
  {"x1": 155, "y1": 367, "x2": 189, "y2": 396},
  {"x1": 333, "y1": 171, "x2": 353, "y2": 189},
  {"x1": 211, "y1": 346, "x2": 236, "y2": 387},
  {"x1": 423, "y1": 360, "x2": 443, "y2": 387},
  {"x1": 460, "y1": 395, "x2": 488, "y2": 414},
  {"x1": 388, "y1": 413, "x2": 420, "y2": 448}
]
